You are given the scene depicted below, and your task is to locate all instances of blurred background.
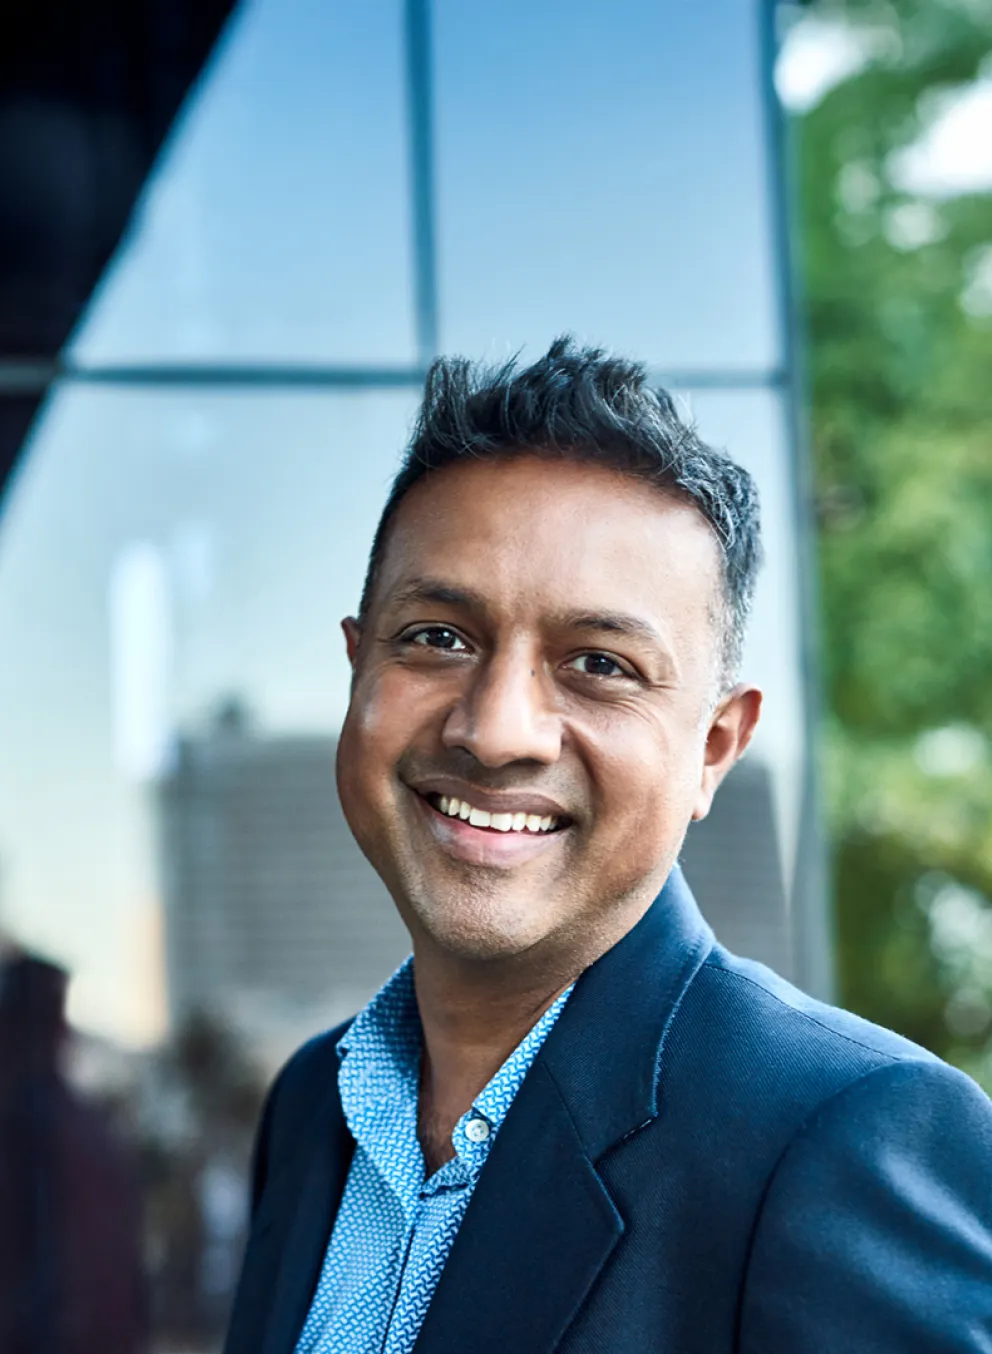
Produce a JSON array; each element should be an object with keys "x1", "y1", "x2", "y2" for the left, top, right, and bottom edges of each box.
[{"x1": 0, "y1": 0, "x2": 989, "y2": 1350}]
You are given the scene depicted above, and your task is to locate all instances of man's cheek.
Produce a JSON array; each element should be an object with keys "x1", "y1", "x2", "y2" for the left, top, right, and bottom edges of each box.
[
  {"x1": 357, "y1": 666, "x2": 431, "y2": 740},
  {"x1": 347, "y1": 672, "x2": 392, "y2": 739}
]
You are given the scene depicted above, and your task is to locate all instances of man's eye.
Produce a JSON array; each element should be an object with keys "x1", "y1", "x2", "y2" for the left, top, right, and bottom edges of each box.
[
  {"x1": 566, "y1": 653, "x2": 629, "y2": 678},
  {"x1": 406, "y1": 626, "x2": 468, "y2": 652}
]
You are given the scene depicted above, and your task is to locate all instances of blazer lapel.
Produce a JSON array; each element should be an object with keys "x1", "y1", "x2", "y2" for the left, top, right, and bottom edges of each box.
[
  {"x1": 413, "y1": 1058, "x2": 624, "y2": 1354},
  {"x1": 542, "y1": 866, "x2": 714, "y2": 1160},
  {"x1": 414, "y1": 867, "x2": 714, "y2": 1354}
]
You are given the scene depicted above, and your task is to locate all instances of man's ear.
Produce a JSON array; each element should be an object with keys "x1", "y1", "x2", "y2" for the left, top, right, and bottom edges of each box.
[
  {"x1": 342, "y1": 617, "x2": 362, "y2": 667},
  {"x1": 691, "y1": 684, "x2": 762, "y2": 822}
]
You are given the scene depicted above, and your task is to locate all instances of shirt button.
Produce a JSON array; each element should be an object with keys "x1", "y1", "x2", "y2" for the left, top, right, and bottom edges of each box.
[{"x1": 465, "y1": 1115, "x2": 491, "y2": 1143}]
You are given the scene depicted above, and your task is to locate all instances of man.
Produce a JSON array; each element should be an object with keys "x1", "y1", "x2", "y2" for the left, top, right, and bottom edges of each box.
[{"x1": 224, "y1": 339, "x2": 992, "y2": 1354}]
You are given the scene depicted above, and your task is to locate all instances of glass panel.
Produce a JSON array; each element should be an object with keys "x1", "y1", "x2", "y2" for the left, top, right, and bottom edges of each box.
[
  {"x1": 434, "y1": 0, "x2": 780, "y2": 373},
  {"x1": 0, "y1": 377, "x2": 807, "y2": 1346},
  {"x1": 0, "y1": 384, "x2": 805, "y2": 1045},
  {"x1": 0, "y1": 386, "x2": 416, "y2": 1348},
  {"x1": 68, "y1": 0, "x2": 416, "y2": 366},
  {"x1": 0, "y1": 385, "x2": 417, "y2": 1043}
]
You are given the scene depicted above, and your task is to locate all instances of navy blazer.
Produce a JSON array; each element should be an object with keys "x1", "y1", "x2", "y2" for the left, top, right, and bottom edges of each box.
[{"x1": 224, "y1": 868, "x2": 992, "y2": 1353}]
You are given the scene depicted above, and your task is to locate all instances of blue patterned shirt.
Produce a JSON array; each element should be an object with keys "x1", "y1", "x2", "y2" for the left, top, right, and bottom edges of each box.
[{"x1": 293, "y1": 958, "x2": 573, "y2": 1354}]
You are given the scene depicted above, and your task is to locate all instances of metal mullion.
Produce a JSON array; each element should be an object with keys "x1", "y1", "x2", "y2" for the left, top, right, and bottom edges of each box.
[
  {"x1": 0, "y1": 361, "x2": 430, "y2": 396},
  {"x1": 759, "y1": 0, "x2": 833, "y2": 1000},
  {"x1": 0, "y1": 360, "x2": 787, "y2": 397},
  {"x1": 404, "y1": 0, "x2": 440, "y2": 365}
]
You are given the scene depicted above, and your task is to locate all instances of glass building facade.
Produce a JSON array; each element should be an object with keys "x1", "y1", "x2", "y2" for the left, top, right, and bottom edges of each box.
[{"x1": 0, "y1": 2, "x2": 823, "y2": 1349}]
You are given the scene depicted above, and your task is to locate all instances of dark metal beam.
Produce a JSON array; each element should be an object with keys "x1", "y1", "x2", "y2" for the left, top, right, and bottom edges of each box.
[
  {"x1": 0, "y1": 360, "x2": 787, "y2": 396},
  {"x1": 0, "y1": 0, "x2": 241, "y2": 506},
  {"x1": 404, "y1": 0, "x2": 440, "y2": 365},
  {"x1": 0, "y1": 362, "x2": 429, "y2": 395},
  {"x1": 760, "y1": 0, "x2": 833, "y2": 1000}
]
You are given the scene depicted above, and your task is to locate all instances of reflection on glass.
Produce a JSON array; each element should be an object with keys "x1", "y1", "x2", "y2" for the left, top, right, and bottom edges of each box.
[
  {"x1": 159, "y1": 699, "x2": 405, "y2": 1068},
  {"x1": 0, "y1": 386, "x2": 419, "y2": 1349},
  {"x1": 69, "y1": 0, "x2": 416, "y2": 366},
  {"x1": 433, "y1": 0, "x2": 780, "y2": 370},
  {"x1": 0, "y1": 386, "x2": 416, "y2": 1047}
]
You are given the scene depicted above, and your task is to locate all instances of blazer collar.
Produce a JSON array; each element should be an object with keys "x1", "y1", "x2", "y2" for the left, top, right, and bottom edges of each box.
[{"x1": 541, "y1": 862, "x2": 714, "y2": 1160}]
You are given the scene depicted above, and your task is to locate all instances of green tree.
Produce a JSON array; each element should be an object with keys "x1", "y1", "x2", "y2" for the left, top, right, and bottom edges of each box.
[{"x1": 797, "y1": 0, "x2": 992, "y2": 1087}]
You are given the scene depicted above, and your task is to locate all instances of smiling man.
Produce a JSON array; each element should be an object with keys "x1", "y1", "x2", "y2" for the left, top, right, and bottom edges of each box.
[{"x1": 224, "y1": 340, "x2": 992, "y2": 1354}]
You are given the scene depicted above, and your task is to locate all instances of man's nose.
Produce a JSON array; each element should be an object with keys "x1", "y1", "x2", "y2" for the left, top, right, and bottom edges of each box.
[{"x1": 441, "y1": 648, "x2": 562, "y2": 767}]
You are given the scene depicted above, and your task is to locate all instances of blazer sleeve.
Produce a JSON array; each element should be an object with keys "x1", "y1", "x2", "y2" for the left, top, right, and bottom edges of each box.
[{"x1": 739, "y1": 1058, "x2": 992, "y2": 1353}]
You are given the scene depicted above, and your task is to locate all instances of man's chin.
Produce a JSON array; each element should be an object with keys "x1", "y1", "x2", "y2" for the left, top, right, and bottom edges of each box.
[{"x1": 402, "y1": 889, "x2": 556, "y2": 963}]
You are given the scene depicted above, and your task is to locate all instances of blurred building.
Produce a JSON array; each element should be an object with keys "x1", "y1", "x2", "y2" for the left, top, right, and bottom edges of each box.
[{"x1": 158, "y1": 702, "x2": 408, "y2": 1061}]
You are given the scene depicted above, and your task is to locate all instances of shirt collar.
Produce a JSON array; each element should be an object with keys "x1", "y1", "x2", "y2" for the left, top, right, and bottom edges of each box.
[
  {"x1": 337, "y1": 956, "x2": 573, "y2": 1204},
  {"x1": 336, "y1": 958, "x2": 421, "y2": 1206},
  {"x1": 456, "y1": 984, "x2": 573, "y2": 1158}
]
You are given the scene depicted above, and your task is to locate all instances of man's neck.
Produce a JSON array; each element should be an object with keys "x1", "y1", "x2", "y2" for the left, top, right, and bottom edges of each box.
[
  {"x1": 408, "y1": 883, "x2": 664, "y2": 1174},
  {"x1": 412, "y1": 947, "x2": 575, "y2": 1175}
]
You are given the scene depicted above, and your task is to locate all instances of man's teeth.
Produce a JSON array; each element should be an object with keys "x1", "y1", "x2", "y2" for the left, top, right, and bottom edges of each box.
[{"x1": 437, "y1": 795, "x2": 558, "y2": 833}]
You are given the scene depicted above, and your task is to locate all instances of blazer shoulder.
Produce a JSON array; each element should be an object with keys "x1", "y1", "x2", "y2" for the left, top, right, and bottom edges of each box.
[
  {"x1": 663, "y1": 944, "x2": 945, "y2": 1140},
  {"x1": 739, "y1": 1056, "x2": 992, "y2": 1351},
  {"x1": 703, "y1": 945, "x2": 936, "y2": 1065}
]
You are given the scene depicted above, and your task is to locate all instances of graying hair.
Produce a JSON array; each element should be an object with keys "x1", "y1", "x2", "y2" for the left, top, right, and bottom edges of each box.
[{"x1": 360, "y1": 336, "x2": 762, "y2": 687}]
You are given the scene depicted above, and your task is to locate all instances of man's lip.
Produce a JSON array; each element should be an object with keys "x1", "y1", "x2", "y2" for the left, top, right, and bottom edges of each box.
[
  {"x1": 406, "y1": 777, "x2": 572, "y2": 822},
  {"x1": 410, "y1": 789, "x2": 572, "y2": 867}
]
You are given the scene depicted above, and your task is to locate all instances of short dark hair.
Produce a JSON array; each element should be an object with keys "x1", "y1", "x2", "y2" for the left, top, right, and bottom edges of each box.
[{"x1": 359, "y1": 336, "x2": 762, "y2": 686}]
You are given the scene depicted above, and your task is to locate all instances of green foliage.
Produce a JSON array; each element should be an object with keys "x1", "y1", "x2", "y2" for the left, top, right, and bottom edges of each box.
[{"x1": 798, "y1": 0, "x2": 992, "y2": 1086}]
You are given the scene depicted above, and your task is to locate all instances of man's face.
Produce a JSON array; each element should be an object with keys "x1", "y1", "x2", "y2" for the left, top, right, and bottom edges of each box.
[{"x1": 337, "y1": 455, "x2": 760, "y2": 966}]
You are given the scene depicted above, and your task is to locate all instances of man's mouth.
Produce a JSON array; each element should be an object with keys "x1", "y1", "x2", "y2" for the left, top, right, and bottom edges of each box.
[{"x1": 422, "y1": 792, "x2": 568, "y2": 836}]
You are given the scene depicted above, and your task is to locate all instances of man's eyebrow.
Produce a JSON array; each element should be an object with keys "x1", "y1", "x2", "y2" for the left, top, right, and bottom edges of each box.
[
  {"x1": 385, "y1": 578, "x2": 489, "y2": 613},
  {"x1": 557, "y1": 610, "x2": 668, "y2": 650},
  {"x1": 383, "y1": 582, "x2": 671, "y2": 656}
]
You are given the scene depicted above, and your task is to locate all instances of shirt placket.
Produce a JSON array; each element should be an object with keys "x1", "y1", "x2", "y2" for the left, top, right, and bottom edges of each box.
[{"x1": 382, "y1": 1156, "x2": 475, "y2": 1354}]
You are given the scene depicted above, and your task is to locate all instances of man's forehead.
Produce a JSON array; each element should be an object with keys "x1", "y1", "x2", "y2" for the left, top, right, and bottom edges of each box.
[
  {"x1": 376, "y1": 455, "x2": 722, "y2": 619},
  {"x1": 385, "y1": 575, "x2": 670, "y2": 644}
]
